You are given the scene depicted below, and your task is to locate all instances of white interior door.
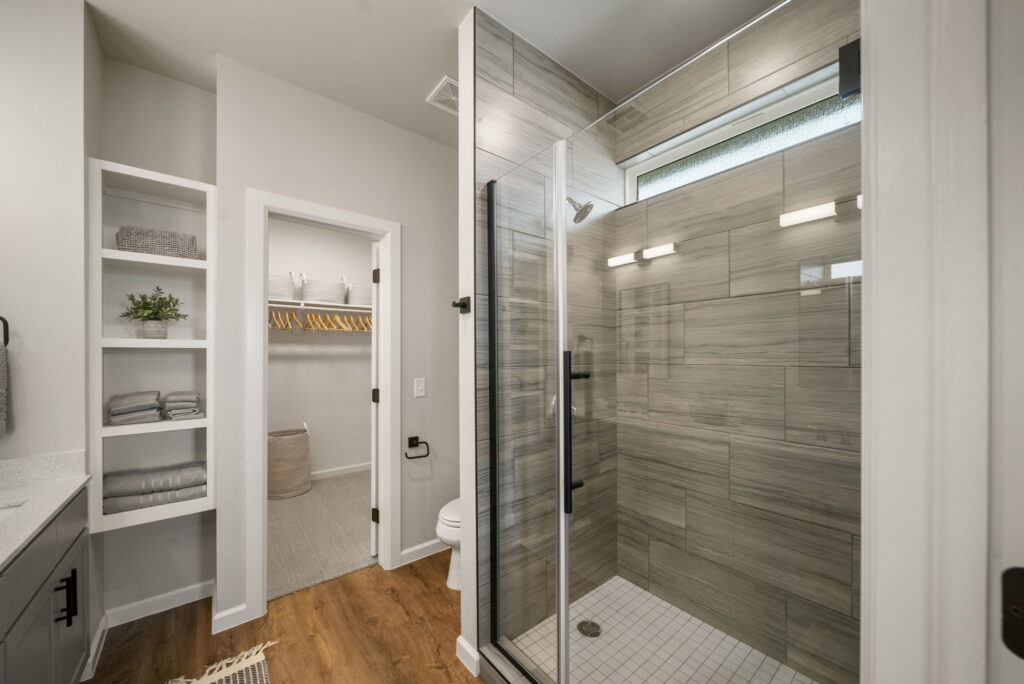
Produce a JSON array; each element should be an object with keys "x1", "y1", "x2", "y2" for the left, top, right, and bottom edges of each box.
[{"x1": 370, "y1": 241, "x2": 380, "y2": 558}]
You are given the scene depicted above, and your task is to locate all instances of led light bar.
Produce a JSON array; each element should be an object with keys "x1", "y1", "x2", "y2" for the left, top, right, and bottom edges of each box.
[
  {"x1": 607, "y1": 252, "x2": 637, "y2": 268},
  {"x1": 642, "y1": 243, "x2": 676, "y2": 260},
  {"x1": 779, "y1": 201, "x2": 836, "y2": 227}
]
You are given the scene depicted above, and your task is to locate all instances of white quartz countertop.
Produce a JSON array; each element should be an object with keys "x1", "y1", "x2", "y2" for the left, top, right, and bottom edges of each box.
[{"x1": 0, "y1": 452, "x2": 89, "y2": 572}]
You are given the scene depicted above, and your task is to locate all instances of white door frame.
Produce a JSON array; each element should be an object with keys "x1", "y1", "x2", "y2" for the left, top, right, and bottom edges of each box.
[
  {"x1": 861, "y1": 0, "x2": 990, "y2": 682},
  {"x1": 244, "y1": 189, "x2": 402, "y2": 619}
]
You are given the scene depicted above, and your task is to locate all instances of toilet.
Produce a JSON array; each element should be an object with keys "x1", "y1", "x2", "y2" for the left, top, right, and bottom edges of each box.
[{"x1": 436, "y1": 499, "x2": 461, "y2": 590}]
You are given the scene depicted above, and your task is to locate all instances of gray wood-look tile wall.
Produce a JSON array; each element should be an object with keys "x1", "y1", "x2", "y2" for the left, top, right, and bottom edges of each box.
[
  {"x1": 611, "y1": 0, "x2": 860, "y2": 164},
  {"x1": 613, "y1": 125, "x2": 862, "y2": 683}
]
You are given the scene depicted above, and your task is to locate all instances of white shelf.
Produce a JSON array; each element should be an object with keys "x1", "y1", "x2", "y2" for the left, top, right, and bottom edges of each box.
[
  {"x1": 102, "y1": 248, "x2": 207, "y2": 271},
  {"x1": 102, "y1": 417, "x2": 209, "y2": 438},
  {"x1": 92, "y1": 493, "x2": 215, "y2": 533},
  {"x1": 88, "y1": 157, "x2": 217, "y2": 532},
  {"x1": 102, "y1": 338, "x2": 207, "y2": 349},
  {"x1": 268, "y1": 298, "x2": 372, "y2": 313}
]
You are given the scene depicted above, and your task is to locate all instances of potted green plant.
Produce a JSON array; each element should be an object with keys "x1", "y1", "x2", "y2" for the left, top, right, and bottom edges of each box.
[{"x1": 120, "y1": 286, "x2": 188, "y2": 339}]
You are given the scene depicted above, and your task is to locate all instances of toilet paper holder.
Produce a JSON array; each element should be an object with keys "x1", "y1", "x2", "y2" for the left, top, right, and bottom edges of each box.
[{"x1": 404, "y1": 435, "x2": 431, "y2": 459}]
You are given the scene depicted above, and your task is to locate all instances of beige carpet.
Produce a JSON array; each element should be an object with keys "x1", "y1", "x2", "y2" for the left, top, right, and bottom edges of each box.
[{"x1": 267, "y1": 470, "x2": 374, "y2": 600}]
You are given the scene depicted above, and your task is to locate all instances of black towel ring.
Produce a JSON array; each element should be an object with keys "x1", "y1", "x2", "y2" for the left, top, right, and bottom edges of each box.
[{"x1": 0, "y1": 316, "x2": 8, "y2": 347}]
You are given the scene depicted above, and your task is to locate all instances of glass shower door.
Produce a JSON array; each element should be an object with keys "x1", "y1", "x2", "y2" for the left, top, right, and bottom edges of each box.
[{"x1": 487, "y1": 152, "x2": 559, "y2": 683}]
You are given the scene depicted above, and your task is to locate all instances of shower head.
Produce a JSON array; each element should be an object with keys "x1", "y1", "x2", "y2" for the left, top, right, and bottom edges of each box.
[{"x1": 567, "y1": 197, "x2": 594, "y2": 224}]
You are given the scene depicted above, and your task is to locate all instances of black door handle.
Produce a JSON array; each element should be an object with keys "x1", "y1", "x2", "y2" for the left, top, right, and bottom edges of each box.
[
  {"x1": 53, "y1": 568, "x2": 77, "y2": 627},
  {"x1": 563, "y1": 351, "x2": 584, "y2": 513}
]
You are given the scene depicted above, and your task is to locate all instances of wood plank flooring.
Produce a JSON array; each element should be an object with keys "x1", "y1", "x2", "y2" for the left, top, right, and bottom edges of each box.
[{"x1": 90, "y1": 551, "x2": 480, "y2": 684}]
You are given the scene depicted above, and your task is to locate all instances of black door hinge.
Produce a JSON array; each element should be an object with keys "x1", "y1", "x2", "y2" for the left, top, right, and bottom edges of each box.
[
  {"x1": 838, "y1": 39, "x2": 861, "y2": 98},
  {"x1": 1003, "y1": 567, "x2": 1024, "y2": 659},
  {"x1": 372, "y1": 268, "x2": 380, "y2": 284},
  {"x1": 371, "y1": 507, "x2": 380, "y2": 524},
  {"x1": 371, "y1": 388, "x2": 379, "y2": 403}
]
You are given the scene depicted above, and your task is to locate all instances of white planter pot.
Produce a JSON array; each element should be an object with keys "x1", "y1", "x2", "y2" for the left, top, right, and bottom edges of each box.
[{"x1": 141, "y1": 320, "x2": 168, "y2": 339}]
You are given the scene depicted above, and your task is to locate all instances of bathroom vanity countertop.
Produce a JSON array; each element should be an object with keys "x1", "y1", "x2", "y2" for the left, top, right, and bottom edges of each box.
[{"x1": 0, "y1": 457, "x2": 89, "y2": 572}]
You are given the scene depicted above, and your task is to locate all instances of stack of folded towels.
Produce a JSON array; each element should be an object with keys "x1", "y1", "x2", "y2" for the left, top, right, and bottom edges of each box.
[
  {"x1": 103, "y1": 461, "x2": 207, "y2": 514},
  {"x1": 107, "y1": 391, "x2": 162, "y2": 426},
  {"x1": 162, "y1": 390, "x2": 204, "y2": 421}
]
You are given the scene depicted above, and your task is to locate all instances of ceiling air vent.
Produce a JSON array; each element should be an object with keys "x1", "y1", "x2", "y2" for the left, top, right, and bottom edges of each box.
[{"x1": 426, "y1": 76, "x2": 458, "y2": 117}]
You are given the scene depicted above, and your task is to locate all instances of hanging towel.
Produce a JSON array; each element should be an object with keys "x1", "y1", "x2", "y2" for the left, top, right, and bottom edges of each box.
[
  {"x1": 108, "y1": 391, "x2": 161, "y2": 415},
  {"x1": 0, "y1": 343, "x2": 8, "y2": 436},
  {"x1": 163, "y1": 390, "x2": 200, "y2": 404},
  {"x1": 107, "y1": 408, "x2": 162, "y2": 426},
  {"x1": 103, "y1": 462, "x2": 206, "y2": 498},
  {"x1": 103, "y1": 484, "x2": 207, "y2": 514},
  {"x1": 163, "y1": 400, "x2": 200, "y2": 411}
]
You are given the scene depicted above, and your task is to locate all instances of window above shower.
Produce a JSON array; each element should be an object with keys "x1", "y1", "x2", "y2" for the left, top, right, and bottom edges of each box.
[{"x1": 621, "y1": 65, "x2": 863, "y2": 203}]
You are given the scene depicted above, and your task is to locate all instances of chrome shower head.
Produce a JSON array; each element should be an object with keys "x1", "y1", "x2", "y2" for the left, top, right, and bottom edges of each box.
[{"x1": 567, "y1": 196, "x2": 594, "y2": 224}]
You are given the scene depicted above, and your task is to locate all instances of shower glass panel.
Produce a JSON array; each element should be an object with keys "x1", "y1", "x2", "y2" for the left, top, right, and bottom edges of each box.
[{"x1": 488, "y1": 149, "x2": 559, "y2": 683}]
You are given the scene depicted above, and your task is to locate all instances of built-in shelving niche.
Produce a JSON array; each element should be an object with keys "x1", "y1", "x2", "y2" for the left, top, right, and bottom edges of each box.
[{"x1": 87, "y1": 159, "x2": 216, "y2": 532}]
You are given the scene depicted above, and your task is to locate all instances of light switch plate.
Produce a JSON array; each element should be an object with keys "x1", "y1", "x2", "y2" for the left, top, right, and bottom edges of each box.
[{"x1": 413, "y1": 377, "x2": 427, "y2": 398}]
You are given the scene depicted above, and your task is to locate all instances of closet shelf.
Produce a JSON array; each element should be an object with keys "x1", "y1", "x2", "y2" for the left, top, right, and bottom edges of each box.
[
  {"x1": 102, "y1": 248, "x2": 207, "y2": 271},
  {"x1": 94, "y1": 493, "x2": 215, "y2": 533},
  {"x1": 268, "y1": 298, "x2": 371, "y2": 313},
  {"x1": 102, "y1": 417, "x2": 209, "y2": 437},
  {"x1": 102, "y1": 338, "x2": 207, "y2": 349}
]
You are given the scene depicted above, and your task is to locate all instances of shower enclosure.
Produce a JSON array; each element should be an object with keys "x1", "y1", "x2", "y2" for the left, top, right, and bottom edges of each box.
[{"x1": 476, "y1": 4, "x2": 862, "y2": 683}]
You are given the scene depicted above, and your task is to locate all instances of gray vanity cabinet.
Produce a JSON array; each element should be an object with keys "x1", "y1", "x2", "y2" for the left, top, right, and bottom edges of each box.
[{"x1": 0, "y1": 489, "x2": 88, "y2": 684}]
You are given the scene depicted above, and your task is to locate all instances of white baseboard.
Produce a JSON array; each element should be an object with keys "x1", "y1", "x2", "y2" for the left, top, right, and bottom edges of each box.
[
  {"x1": 106, "y1": 579, "x2": 214, "y2": 628},
  {"x1": 80, "y1": 612, "x2": 108, "y2": 681},
  {"x1": 457, "y1": 635, "x2": 480, "y2": 676},
  {"x1": 399, "y1": 537, "x2": 448, "y2": 566},
  {"x1": 310, "y1": 461, "x2": 371, "y2": 480}
]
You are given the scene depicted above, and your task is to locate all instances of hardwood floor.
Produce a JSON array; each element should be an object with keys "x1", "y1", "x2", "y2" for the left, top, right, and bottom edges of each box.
[{"x1": 90, "y1": 550, "x2": 480, "y2": 684}]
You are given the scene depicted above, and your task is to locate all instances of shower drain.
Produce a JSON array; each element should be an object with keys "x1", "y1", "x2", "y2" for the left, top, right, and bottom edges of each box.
[{"x1": 577, "y1": 620, "x2": 602, "y2": 637}]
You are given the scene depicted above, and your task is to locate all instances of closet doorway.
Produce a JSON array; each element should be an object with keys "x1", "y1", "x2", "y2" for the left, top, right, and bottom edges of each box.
[{"x1": 245, "y1": 191, "x2": 401, "y2": 613}]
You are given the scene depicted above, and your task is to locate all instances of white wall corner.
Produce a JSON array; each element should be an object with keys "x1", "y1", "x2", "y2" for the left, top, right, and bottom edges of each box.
[
  {"x1": 80, "y1": 612, "x2": 108, "y2": 682},
  {"x1": 457, "y1": 634, "x2": 481, "y2": 676},
  {"x1": 211, "y1": 601, "x2": 259, "y2": 635},
  {"x1": 456, "y1": 7, "x2": 480, "y2": 656}
]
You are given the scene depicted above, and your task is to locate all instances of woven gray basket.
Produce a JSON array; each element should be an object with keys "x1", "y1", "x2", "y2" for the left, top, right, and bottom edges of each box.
[{"x1": 116, "y1": 226, "x2": 198, "y2": 260}]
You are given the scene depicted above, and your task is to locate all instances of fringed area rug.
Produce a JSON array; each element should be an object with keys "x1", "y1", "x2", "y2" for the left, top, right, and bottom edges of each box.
[{"x1": 167, "y1": 642, "x2": 276, "y2": 684}]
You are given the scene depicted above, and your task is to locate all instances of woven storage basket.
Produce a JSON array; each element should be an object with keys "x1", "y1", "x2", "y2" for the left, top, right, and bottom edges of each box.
[
  {"x1": 116, "y1": 226, "x2": 199, "y2": 260},
  {"x1": 267, "y1": 428, "x2": 312, "y2": 499}
]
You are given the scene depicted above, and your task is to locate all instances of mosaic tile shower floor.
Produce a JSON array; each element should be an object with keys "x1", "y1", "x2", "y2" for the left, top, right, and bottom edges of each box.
[{"x1": 512, "y1": 576, "x2": 819, "y2": 684}]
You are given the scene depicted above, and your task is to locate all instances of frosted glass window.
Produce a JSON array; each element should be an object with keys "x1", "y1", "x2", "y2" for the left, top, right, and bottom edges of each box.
[{"x1": 636, "y1": 94, "x2": 862, "y2": 201}]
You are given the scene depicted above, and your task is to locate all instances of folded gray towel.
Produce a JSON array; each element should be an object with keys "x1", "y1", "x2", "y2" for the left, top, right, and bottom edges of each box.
[
  {"x1": 167, "y1": 409, "x2": 205, "y2": 421},
  {"x1": 164, "y1": 391, "x2": 200, "y2": 403},
  {"x1": 104, "y1": 462, "x2": 207, "y2": 498},
  {"x1": 103, "y1": 484, "x2": 207, "y2": 514},
  {"x1": 108, "y1": 408, "x2": 162, "y2": 426},
  {"x1": 108, "y1": 391, "x2": 161, "y2": 415},
  {"x1": 163, "y1": 400, "x2": 200, "y2": 411}
]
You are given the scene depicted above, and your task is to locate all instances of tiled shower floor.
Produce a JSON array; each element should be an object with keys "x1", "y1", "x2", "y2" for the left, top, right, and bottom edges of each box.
[{"x1": 512, "y1": 576, "x2": 819, "y2": 684}]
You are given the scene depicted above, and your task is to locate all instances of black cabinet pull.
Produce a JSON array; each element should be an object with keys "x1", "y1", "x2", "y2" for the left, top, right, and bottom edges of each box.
[{"x1": 53, "y1": 568, "x2": 77, "y2": 627}]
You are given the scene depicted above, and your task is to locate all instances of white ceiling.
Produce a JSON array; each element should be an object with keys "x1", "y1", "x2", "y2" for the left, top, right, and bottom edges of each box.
[
  {"x1": 88, "y1": 0, "x2": 779, "y2": 149},
  {"x1": 475, "y1": 0, "x2": 781, "y2": 103}
]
